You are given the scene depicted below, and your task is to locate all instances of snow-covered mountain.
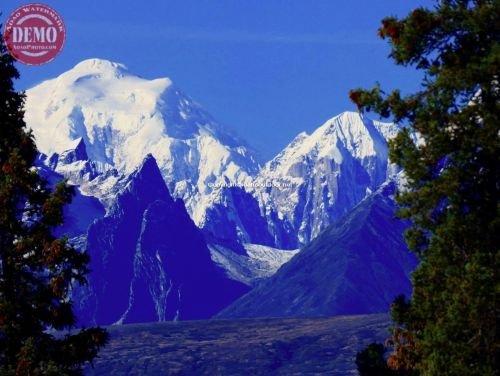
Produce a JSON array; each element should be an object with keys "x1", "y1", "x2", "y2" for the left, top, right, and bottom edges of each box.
[
  {"x1": 203, "y1": 112, "x2": 401, "y2": 249},
  {"x1": 25, "y1": 58, "x2": 259, "y2": 224},
  {"x1": 254, "y1": 111, "x2": 400, "y2": 247},
  {"x1": 24, "y1": 59, "x2": 413, "y2": 323},
  {"x1": 26, "y1": 59, "x2": 400, "y2": 252}
]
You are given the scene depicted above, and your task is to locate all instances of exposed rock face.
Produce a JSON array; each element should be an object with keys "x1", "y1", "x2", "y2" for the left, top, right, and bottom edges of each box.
[
  {"x1": 219, "y1": 182, "x2": 417, "y2": 319},
  {"x1": 77, "y1": 155, "x2": 249, "y2": 325}
]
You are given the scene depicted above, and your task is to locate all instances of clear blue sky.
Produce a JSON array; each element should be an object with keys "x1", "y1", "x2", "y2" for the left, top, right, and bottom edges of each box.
[{"x1": 3, "y1": 0, "x2": 435, "y2": 159}]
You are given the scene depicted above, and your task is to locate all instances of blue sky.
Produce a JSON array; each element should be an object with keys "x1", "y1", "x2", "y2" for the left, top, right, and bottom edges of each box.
[{"x1": 4, "y1": 0, "x2": 434, "y2": 159}]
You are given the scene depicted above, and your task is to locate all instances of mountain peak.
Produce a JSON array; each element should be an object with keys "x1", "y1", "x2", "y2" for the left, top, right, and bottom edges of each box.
[
  {"x1": 132, "y1": 154, "x2": 166, "y2": 188},
  {"x1": 116, "y1": 154, "x2": 173, "y2": 214},
  {"x1": 322, "y1": 111, "x2": 365, "y2": 133},
  {"x1": 25, "y1": 60, "x2": 259, "y2": 226},
  {"x1": 71, "y1": 58, "x2": 128, "y2": 78},
  {"x1": 338, "y1": 110, "x2": 362, "y2": 121},
  {"x1": 137, "y1": 154, "x2": 159, "y2": 174}
]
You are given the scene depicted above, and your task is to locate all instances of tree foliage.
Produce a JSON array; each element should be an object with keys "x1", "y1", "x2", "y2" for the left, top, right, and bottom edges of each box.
[
  {"x1": 350, "y1": 1, "x2": 499, "y2": 375},
  {"x1": 0, "y1": 33, "x2": 108, "y2": 375}
]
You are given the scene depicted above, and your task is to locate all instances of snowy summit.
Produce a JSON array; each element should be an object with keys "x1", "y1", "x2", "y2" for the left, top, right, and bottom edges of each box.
[{"x1": 25, "y1": 58, "x2": 259, "y2": 223}]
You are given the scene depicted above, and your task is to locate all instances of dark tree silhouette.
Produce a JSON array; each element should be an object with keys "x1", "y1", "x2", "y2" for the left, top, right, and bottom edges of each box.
[
  {"x1": 0, "y1": 32, "x2": 108, "y2": 375},
  {"x1": 356, "y1": 342, "x2": 401, "y2": 376},
  {"x1": 351, "y1": 1, "x2": 499, "y2": 375}
]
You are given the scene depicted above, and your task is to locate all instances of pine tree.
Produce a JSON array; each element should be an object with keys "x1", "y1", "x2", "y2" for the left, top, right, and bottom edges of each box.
[
  {"x1": 350, "y1": 1, "x2": 499, "y2": 375},
  {"x1": 0, "y1": 32, "x2": 108, "y2": 375}
]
